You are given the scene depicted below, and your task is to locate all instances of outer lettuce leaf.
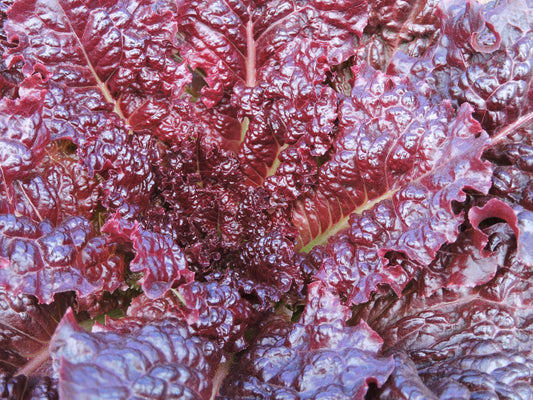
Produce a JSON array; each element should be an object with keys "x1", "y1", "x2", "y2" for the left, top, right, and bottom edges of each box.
[
  {"x1": 0, "y1": 374, "x2": 57, "y2": 400},
  {"x1": 390, "y1": 0, "x2": 533, "y2": 135},
  {"x1": 0, "y1": 214, "x2": 124, "y2": 303},
  {"x1": 469, "y1": 198, "x2": 533, "y2": 266},
  {"x1": 5, "y1": 0, "x2": 189, "y2": 139},
  {"x1": 297, "y1": 65, "x2": 492, "y2": 304},
  {"x1": 0, "y1": 289, "x2": 73, "y2": 400},
  {"x1": 478, "y1": 126, "x2": 533, "y2": 264},
  {"x1": 176, "y1": 0, "x2": 368, "y2": 106},
  {"x1": 0, "y1": 143, "x2": 99, "y2": 225},
  {"x1": 485, "y1": 127, "x2": 533, "y2": 211},
  {"x1": 0, "y1": 80, "x2": 48, "y2": 184},
  {"x1": 0, "y1": 289, "x2": 71, "y2": 377},
  {"x1": 440, "y1": 0, "x2": 533, "y2": 135},
  {"x1": 174, "y1": 280, "x2": 260, "y2": 352},
  {"x1": 0, "y1": 0, "x2": 22, "y2": 100},
  {"x1": 355, "y1": 0, "x2": 441, "y2": 71},
  {"x1": 0, "y1": 76, "x2": 99, "y2": 225},
  {"x1": 51, "y1": 309, "x2": 223, "y2": 400},
  {"x1": 374, "y1": 350, "x2": 438, "y2": 400},
  {"x1": 359, "y1": 221, "x2": 533, "y2": 399},
  {"x1": 176, "y1": 0, "x2": 369, "y2": 188},
  {"x1": 296, "y1": 65, "x2": 491, "y2": 248},
  {"x1": 416, "y1": 225, "x2": 499, "y2": 296},
  {"x1": 219, "y1": 282, "x2": 394, "y2": 399},
  {"x1": 4, "y1": 0, "x2": 188, "y2": 218},
  {"x1": 104, "y1": 277, "x2": 260, "y2": 353}
]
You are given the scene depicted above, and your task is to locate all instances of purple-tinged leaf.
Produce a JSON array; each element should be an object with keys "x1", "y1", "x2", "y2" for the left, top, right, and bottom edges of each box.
[
  {"x1": 401, "y1": 0, "x2": 533, "y2": 135},
  {"x1": 484, "y1": 127, "x2": 533, "y2": 211},
  {"x1": 85, "y1": 129, "x2": 163, "y2": 218},
  {"x1": 0, "y1": 289, "x2": 71, "y2": 377},
  {"x1": 0, "y1": 0, "x2": 23, "y2": 100},
  {"x1": 5, "y1": 0, "x2": 190, "y2": 140},
  {"x1": 0, "y1": 143, "x2": 99, "y2": 225},
  {"x1": 0, "y1": 289, "x2": 74, "y2": 400},
  {"x1": 297, "y1": 65, "x2": 492, "y2": 304},
  {"x1": 234, "y1": 39, "x2": 338, "y2": 187},
  {"x1": 0, "y1": 81, "x2": 48, "y2": 184},
  {"x1": 219, "y1": 282, "x2": 394, "y2": 399},
  {"x1": 153, "y1": 96, "x2": 242, "y2": 151},
  {"x1": 0, "y1": 77, "x2": 99, "y2": 225},
  {"x1": 105, "y1": 278, "x2": 260, "y2": 352},
  {"x1": 417, "y1": 225, "x2": 498, "y2": 297},
  {"x1": 51, "y1": 309, "x2": 223, "y2": 400},
  {"x1": 174, "y1": 280, "x2": 260, "y2": 352},
  {"x1": 358, "y1": 222, "x2": 533, "y2": 399},
  {"x1": 3, "y1": 0, "x2": 189, "y2": 219},
  {"x1": 146, "y1": 140, "x2": 302, "y2": 303},
  {"x1": 0, "y1": 214, "x2": 124, "y2": 303},
  {"x1": 0, "y1": 373, "x2": 58, "y2": 400},
  {"x1": 372, "y1": 350, "x2": 438, "y2": 400},
  {"x1": 102, "y1": 216, "x2": 193, "y2": 299},
  {"x1": 511, "y1": 205, "x2": 533, "y2": 265},
  {"x1": 470, "y1": 198, "x2": 533, "y2": 266},
  {"x1": 355, "y1": 0, "x2": 441, "y2": 71},
  {"x1": 443, "y1": 0, "x2": 533, "y2": 135},
  {"x1": 176, "y1": 0, "x2": 368, "y2": 106},
  {"x1": 295, "y1": 65, "x2": 491, "y2": 249}
]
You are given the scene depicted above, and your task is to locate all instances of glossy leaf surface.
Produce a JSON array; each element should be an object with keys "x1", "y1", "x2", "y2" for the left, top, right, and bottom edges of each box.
[{"x1": 219, "y1": 282, "x2": 395, "y2": 399}]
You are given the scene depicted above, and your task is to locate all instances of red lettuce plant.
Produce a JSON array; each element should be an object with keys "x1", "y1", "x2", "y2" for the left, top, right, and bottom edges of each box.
[{"x1": 1, "y1": 0, "x2": 533, "y2": 398}]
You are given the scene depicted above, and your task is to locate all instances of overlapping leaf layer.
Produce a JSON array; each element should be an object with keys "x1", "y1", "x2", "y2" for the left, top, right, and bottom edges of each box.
[{"x1": 0, "y1": 0, "x2": 533, "y2": 398}]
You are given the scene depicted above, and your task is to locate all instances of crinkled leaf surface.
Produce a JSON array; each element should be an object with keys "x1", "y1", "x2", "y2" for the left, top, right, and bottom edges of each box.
[
  {"x1": 390, "y1": 0, "x2": 533, "y2": 135},
  {"x1": 4, "y1": 0, "x2": 188, "y2": 219},
  {"x1": 1, "y1": 143, "x2": 99, "y2": 225},
  {"x1": 219, "y1": 282, "x2": 395, "y2": 399},
  {"x1": 359, "y1": 222, "x2": 533, "y2": 399},
  {"x1": 0, "y1": 0, "x2": 23, "y2": 101},
  {"x1": 297, "y1": 65, "x2": 491, "y2": 249},
  {"x1": 104, "y1": 277, "x2": 260, "y2": 353},
  {"x1": 174, "y1": 280, "x2": 260, "y2": 352},
  {"x1": 485, "y1": 127, "x2": 533, "y2": 209},
  {"x1": 0, "y1": 289, "x2": 70, "y2": 377},
  {"x1": 0, "y1": 289, "x2": 74, "y2": 400},
  {"x1": 0, "y1": 80, "x2": 48, "y2": 185},
  {"x1": 442, "y1": 0, "x2": 533, "y2": 135},
  {"x1": 355, "y1": 0, "x2": 441, "y2": 71},
  {"x1": 235, "y1": 39, "x2": 339, "y2": 187},
  {"x1": 0, "y1": 373, "x2": 58, "y2": 400},
  {"x1": 0, "y1": 214, "x2": 124, "y2": 303},
  {"x1": 1, "y1": 0, "x2": 533, "y2": 398},
  {"x1": 5, "y1": 0, "x2": 189, "y2": 140},
  {"x1": 0, "y1": 77, "x2": 100, "y2": 226},
  {"x1": 298, "y1": 65, "x2": 492, "y2": 304},
  {"x1": 102, "y1": 215, "x2": 193, "y2": 299},
  {"x1": 416, "y1": 225, "x2": 498, "y2": 296},
  {"x1": 147, "y1": 139, "x2": 302, "y2": 304},
  {"x1": 51, "y1": 309, "x2": 222, "y2": 400},
  {"x1": 176, "y1": 0, "x2": 368, "y2": 105}
]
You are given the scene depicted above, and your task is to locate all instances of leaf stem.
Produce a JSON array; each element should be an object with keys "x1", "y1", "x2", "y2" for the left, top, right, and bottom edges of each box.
[
  {"x1": 491, "y1": 111, "x2": 533, "y2": 145},
  {"x1": 15, "y1": 345, "x2": 51, "y2": 377},
  {"x1": 210, "y1": 356, "x2": 233, "y2": 400},
  {"x1": 245, "y1": 13, "x2": 256, "y2": 87}
]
